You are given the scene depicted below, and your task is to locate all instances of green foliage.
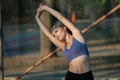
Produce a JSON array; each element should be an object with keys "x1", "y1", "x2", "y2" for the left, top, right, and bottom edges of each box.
[
  {"x1": 116, "y1": 0, "x2": 120, "y2": 4},
  {"x1": 101, "y1": 0, "x2": 107, "y2": 3}
]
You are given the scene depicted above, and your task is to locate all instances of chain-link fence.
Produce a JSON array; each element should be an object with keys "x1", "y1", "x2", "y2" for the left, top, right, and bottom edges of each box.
[{"x1": 2, "y1": 0, "x2": 120, "y2": 80}]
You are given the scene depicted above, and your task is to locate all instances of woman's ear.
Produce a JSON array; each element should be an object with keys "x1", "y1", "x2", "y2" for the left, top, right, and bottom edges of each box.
[{"x1": 63, "y1": 26, "x2": 67, "y2": 31}]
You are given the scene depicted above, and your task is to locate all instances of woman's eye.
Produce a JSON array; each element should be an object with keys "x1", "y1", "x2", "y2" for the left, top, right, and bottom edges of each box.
[{"x1": 55, "y1": 30, "x2": 58, "y2": 33}]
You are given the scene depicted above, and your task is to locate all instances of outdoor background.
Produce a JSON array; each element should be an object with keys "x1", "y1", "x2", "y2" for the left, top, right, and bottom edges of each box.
[{"x1": 2, "y1": 0, "x2": 120, "y2": 80}]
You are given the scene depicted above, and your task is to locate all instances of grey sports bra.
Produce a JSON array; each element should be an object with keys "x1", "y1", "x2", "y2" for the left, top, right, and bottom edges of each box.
[{"x1": 63, "y1": 38, "x2": 89, "y2": 62}]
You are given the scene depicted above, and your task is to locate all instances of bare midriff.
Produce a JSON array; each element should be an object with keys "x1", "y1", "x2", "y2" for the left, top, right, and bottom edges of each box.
[{"x1": 68, "y1": 55, "x2": 90, "y2": 74}]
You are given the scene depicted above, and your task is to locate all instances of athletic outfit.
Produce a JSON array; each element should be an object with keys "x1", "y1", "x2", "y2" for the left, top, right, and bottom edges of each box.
[
  {"x1": 65, "y1": 70, "x2": 94, "y2": 80},
  {"x1": 64, "y1": 37, "x2": 89, "y2": 62},
  {"x1": 63, "y1": 38, "x2": 94, "y2": 80}
]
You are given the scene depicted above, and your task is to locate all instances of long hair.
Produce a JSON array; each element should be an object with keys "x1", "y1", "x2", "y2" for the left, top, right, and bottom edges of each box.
[{"x1": 51, "y1": 22, "x2": 72, "y2": 35}]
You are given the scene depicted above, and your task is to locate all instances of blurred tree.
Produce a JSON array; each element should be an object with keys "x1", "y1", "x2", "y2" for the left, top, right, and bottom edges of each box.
[
  {"x1": 40, "y1": 0, "x2": 54, "y2": 57},
  {"x1": 2, "y1": 0, "x2": 18, "y2": 24},
  {"x1": 110, "y1": 0, "x2": 120, "y2": 37},
  {"x1": 84, "y1": 0, "x2": 107, "y2": 20}
]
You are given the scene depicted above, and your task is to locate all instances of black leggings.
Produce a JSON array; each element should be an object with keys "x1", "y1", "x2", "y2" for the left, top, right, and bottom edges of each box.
[{"x1": 65, "y1": 70, "x2": 94, "y2": 80}]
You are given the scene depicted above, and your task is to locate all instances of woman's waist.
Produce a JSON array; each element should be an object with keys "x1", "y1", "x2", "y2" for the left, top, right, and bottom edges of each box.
[
  {"x1": 68, "y1": 55, "x2": 90, "y2": 74},
  {"x1": 68, "y1": 64, "x2": 90, "y2": 74}
]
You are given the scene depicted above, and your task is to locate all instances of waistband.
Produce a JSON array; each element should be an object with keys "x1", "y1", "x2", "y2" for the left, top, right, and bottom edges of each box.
[{"x1": 67, "y1": 70, "x2": 92, "y2": 75}]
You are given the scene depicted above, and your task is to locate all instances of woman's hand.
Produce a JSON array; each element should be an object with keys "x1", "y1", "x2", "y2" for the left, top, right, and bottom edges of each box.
[
  {"x1": 38, "y1": 3, "x2": 45, "y2": 12},
  {"x1": 35, "y1": 8, "x2": 43, "y2": 19},
  {"x1": 35, "y1": 3, "x2": 46, "y2": 19}
]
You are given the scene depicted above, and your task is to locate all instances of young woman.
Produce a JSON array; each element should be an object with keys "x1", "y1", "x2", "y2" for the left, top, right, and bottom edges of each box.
[{"x1": 35, "y1": 4, "x2": 94, "y2": 80}]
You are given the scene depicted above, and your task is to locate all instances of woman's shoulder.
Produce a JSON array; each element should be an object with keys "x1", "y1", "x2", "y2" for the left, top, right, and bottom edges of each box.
[
  {"x1": 73, "y1": 36, "x2": 85, "y2": 44},
  {"x1": 72, "y1": 28, "x2": 85, "y2": 43}
]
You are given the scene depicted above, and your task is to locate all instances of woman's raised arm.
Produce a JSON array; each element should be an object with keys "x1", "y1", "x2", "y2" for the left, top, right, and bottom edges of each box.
[
  {"x1": 35, "y1": 9, "x2": 51, "y2": 37},
  {"x1": 39, "y1": 4, "x2": 84, "y2": 43},
  {"x1": 40, "y1": 5, "x2": 79, "y2": 33},
  {"x1": 35, "y1": 8, "x2": 65, "y2": 49}
]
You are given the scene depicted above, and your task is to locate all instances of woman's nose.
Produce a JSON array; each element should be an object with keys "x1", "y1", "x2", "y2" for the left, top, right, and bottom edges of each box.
[{"x1": 55, "y1": 35, "x2": 59, "y2": 40}]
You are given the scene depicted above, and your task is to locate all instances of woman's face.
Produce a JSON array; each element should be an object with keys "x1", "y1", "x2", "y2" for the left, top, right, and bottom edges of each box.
[{"x1": 52, "y1": 27, "x2": 66, "y2": 41}]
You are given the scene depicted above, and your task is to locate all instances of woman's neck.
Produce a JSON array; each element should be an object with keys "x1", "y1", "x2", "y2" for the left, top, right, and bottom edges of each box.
[{"x1": 65, "y1": 33, "x2": 73, "y2": 44}]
